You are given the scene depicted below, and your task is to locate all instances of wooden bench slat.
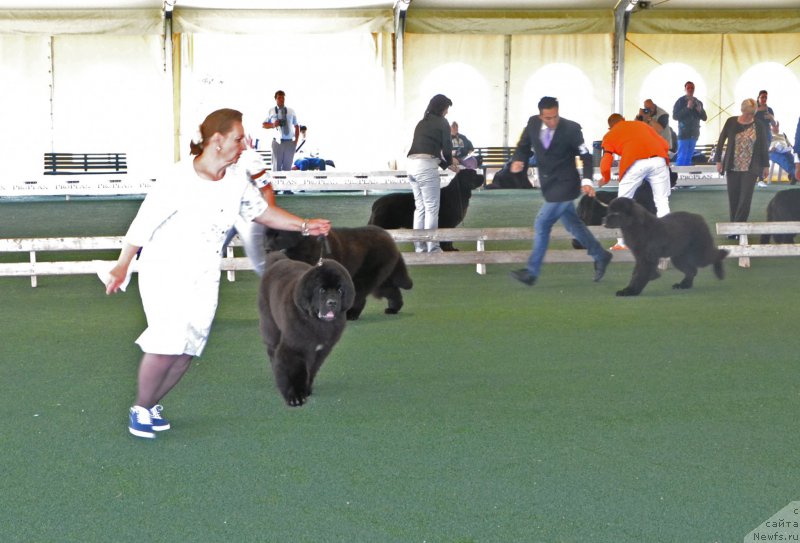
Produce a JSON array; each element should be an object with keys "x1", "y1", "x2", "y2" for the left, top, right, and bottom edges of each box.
[
  {"x1": 402, "y1": 249, "x2": 637, "y2": 266},
  {"x1": 716, "y1": 222, "x2": 800, "y2": 234},
  {"x1": 388, "y1": 226, "x2": 621, "y2": 242},
  {"x1": 725, "y1": 244, "x2": 800, "y2": 257},
  {"x1": 0, "y1": 236, "x2": 125, "y2": 251}
]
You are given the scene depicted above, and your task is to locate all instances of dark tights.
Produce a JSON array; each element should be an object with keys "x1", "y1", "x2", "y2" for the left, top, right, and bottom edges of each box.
[{"x1": 135, "y1": 353, "x2": 193, "y2": 408}]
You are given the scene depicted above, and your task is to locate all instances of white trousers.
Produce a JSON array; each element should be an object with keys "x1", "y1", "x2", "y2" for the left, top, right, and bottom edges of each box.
[
  {"x1": 407, "y1": 157, "x2": 441, "y2": 252},
  {"x1": 615, "y1": 156, "x2": 671, "y2": 246},
  {"x1": 618, "y1": 156, "x2": 671, "y2": 217}
]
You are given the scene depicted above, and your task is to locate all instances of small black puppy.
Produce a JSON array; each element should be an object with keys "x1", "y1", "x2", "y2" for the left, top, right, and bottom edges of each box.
[{"x1": 604, "y1": 197, "x2": 728, "y2": 296}]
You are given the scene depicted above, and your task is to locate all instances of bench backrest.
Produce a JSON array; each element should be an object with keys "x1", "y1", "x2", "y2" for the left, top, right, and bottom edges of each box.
[
  {"x1": 44, "y1": 153, "x2": 127, "y2": 175},
  {"x1": 256, "y1": 150, "x2": 273, "y2": 170},
  {"x1": 473, "y1": 147, "x2": 513, "y2": 165}
]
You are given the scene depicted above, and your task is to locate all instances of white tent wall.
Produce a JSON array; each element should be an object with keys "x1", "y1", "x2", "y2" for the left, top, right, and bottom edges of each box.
[
  {"x1": 0, "y1": 9, "x2": 171, "y2": 189},
  {"x1": 51, "y1": 34, "x2": 172, "y2": 176},
  {"x1": 402, "y1": 32, "x2": 613, "y2": 155},
  {"x1": 2, "y1": 35, "x2": 51, "y2": 181},
  {"x1": 403, "y1": 15, "x2": 614, "y2": 159},
  {"x1": 508, "y1": 34, "x2": 613, "y2": 147},
  {"x1": 625, "y1": 32, "x2": 800, "y2": 147},
  {"x1": 1, "y1": 6, "x2": 799, "y2": 194},
  {"x1": 402, "y1": 33, "x2": 507, "y2": 162},
  {"x1": 179, "y1": 31, "x2": 394, "y2": 171}
]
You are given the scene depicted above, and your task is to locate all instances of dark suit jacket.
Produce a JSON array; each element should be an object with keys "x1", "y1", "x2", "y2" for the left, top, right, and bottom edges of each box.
[{"x1": 512, "y1": 115, "x2": 593, "y2": 202}]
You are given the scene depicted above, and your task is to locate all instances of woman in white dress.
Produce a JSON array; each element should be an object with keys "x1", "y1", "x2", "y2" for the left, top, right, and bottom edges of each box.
[{"x1": 105, "y1": 108, "x2": 331, "y2": 439}]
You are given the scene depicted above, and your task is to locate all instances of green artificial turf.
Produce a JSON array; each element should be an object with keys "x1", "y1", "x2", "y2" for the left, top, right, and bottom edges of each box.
[{"x1": 1, "y1": 186, "x2": 798, "y2": 542}]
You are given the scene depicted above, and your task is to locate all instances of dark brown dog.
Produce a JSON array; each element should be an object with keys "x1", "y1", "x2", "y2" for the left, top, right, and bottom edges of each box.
[{"x1": 265, "y1": 226, "x2": 412, "y2": 320}]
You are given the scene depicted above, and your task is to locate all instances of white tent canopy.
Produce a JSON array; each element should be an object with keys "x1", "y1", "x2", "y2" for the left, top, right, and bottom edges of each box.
[{"x1": 1, "y1": 1, "x2": 799, "y2": 188}]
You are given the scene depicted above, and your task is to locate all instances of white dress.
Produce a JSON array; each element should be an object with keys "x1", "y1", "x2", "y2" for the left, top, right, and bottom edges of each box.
[{"x1": 124, "y1": 158, "x2": 267, "y2": 356}]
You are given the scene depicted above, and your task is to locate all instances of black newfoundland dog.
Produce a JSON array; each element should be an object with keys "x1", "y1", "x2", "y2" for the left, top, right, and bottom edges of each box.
[
  {"x1": 258, "y1": 253, "x2": 355, "y2": 407},
  {"x1": 486, "y1": 161, "x2": 532, "y2": 189},
  {"x1": 265, "y1": 225, "x2": 412, "y2": 320},
  {"x1": 367, "y1": 168, "x2": 485, "y2": 251},
  {"x1": 760, "y1": 189, "x2": 800, "y2": 244},
  {"x1": 603, "y1": 197, "x2": 728, "y2": 296}
]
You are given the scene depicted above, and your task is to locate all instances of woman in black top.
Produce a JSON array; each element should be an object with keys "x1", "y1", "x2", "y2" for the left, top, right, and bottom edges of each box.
[{"x1": 406, "y1": 94, "x2": 458, "y2": 253}]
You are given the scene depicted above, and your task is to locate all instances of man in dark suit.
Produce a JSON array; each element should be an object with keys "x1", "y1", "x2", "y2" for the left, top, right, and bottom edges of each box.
[{"x1": 508, "y1": 96, "x2": 612, "y2": 286}]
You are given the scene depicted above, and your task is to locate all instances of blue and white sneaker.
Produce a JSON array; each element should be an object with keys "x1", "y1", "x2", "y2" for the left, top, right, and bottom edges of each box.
[
  {"x1": 149, "y1": 405, "x2": 170, "y2": 432},
  {"x1": 129, "y1": 406, "x2": 156, "y2": 439}
]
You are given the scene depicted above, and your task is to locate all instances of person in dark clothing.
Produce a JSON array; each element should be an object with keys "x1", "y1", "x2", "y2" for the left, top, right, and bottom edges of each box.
[
  {"x1": 672, "y1": 81, "x2": 708, "y2": 166},
  {"x1": 450, "y1": 121, "x2": 478, "y2": 169},
  {"x1": 755, "y1": 90, "x2": 776, "y2": 143},
  {"x1": 406, "y1": 94, "x2": 458, "y2": 253},
  {"x1": 794, "y1": 116, "x2": 800, "y2": 182},
  {"x1": 713, "y1": 98, "x2": 770, "y2": 223},
  {"x1": 508, "y1": 96, "x2": 612, "y2": 286}
]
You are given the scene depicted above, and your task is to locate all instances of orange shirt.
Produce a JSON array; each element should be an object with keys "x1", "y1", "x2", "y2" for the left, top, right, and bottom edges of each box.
[{"x1": 600, "y1": 120, "x2": 670, "y2": 182}]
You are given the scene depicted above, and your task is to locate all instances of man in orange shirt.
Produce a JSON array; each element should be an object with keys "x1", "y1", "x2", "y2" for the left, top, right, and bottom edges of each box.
[{"x1": 600, "y1": 113, "x2": 671, "y2": 249}]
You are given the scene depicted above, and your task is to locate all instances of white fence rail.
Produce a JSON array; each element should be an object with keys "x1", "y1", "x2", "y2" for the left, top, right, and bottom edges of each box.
[{"x1": 2, "y1": 223, "x2": 799, "y2": 287}]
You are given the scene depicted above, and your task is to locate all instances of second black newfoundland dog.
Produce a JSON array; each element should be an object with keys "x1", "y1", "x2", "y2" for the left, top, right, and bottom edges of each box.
[
  {"x1": 367, "y1": 168, "x2": 485, "y2": 251},
  {"x1": 258, "y1": 253, "x2": 355, "y2": 407},
  {"x1": 265, "y1": 225, "x2": 412, "y2": 320},
  {"x1": 572, "y1": 175, "x2": 677, "y2": 249},
  {"x1": 760, "y1": 189, "x2": 800, "y2": 244},
  {"x1": 604, "y1": 197, "x2": 728, "y2": 296}
]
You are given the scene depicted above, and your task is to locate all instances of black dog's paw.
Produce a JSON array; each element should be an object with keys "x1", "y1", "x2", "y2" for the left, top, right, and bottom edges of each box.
[
  {"x1": 384, "y1": 307, "x2": 399, "y2": 314},
  {"x1": 616, "y1": 287, "x2": 640, "y2": 297},
  {"x1": 672, "y1": 281, "x2": 692, "y2": 290},
  {"x1": 283, "y1": 391, "x2": 307, "y2": 407}
]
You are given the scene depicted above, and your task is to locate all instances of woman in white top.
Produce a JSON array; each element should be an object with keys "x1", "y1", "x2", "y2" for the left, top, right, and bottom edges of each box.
[{"x1": 106, "y1": 108, "x2": 331, "y2": 439}]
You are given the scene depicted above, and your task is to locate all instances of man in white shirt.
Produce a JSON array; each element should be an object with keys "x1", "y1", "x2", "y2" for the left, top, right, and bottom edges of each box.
[{"x1": 262, "y1": 90, "x2": 300, "y2": 172}]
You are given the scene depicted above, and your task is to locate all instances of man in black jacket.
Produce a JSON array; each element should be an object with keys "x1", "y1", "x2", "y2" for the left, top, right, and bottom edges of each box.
[{"x1": 508, "y1": 96, "x2": 612, "y2": 286}]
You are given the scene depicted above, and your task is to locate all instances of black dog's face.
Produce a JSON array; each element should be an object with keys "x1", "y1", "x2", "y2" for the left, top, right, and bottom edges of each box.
[
  {"x1": 296, "y1": 260, "x2": 355, "y2": 321},
  {"x1": 313, "y1": 285, "x2": 345, "y2": 322},
  {"x1": 603, "y1": 197, "x2": 634, "y2": 229}
]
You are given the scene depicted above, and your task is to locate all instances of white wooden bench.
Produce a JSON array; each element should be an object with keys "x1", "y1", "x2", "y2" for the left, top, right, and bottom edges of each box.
[{"x1": 716, "y1": 221, "x2": 800, "y2": 268}]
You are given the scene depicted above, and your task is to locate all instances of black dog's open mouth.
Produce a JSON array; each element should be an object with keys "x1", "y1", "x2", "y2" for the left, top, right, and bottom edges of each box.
[{"x1": 318, "y1": 310, "x2": 336, "y2": 321}]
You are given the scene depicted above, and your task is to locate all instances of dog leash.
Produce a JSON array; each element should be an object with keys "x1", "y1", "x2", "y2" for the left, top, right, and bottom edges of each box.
[{"x1": 316, "y1": 235, "x2": 331, "y2": 266}]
